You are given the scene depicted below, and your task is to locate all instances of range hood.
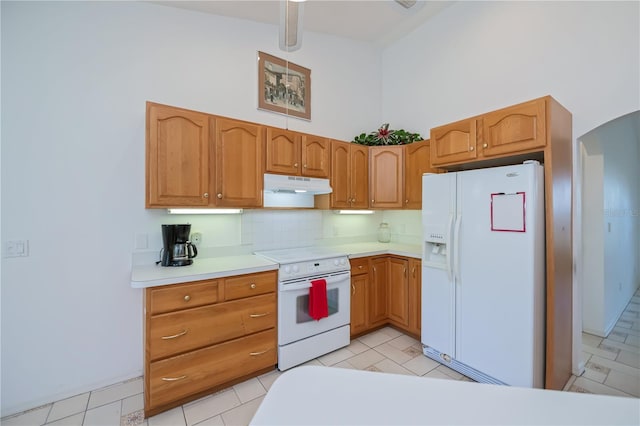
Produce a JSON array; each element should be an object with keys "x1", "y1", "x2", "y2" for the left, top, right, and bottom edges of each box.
[
  {"x1": 264, "y1": 173, "x2": 332, "y2": 195},
  {"x1": 263, "y1": 173, "x2": 332, "y2": 208}
]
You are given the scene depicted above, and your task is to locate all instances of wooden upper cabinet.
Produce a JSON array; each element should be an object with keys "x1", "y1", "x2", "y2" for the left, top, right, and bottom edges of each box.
[
  {"x1": 264, "y1": 128, "x2": 301, "y2": 175},
  {"x1": 330, "y1": 141, "x2": 369, "y2": 209},
  {"x1": 369, "y1": 146, "x2": 403, "y2": 209},
  {"x1": 213, "y1": 117, "x2": 263, "y2": 207},
  {"x1": 301, "y1": 135, "x2": 331, "y2": 178},
  {"x1": 146, "y1": 102, "x2": 210, "y2": 208},
  {"x1": 430, "y1": 118, "x2": 478, "y2": 167},
  {"x1": 404, "y1": 139, "x2": 437, "y2": 209},
  {"x1": 265, "y1": 130, "x2": 330, "y2": 178},
  {"x1": 480, "y1": 98, "x2": 546, "y2": 157}
]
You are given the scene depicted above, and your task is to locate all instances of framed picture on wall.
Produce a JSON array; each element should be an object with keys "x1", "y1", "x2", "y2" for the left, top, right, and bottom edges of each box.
[{"x1": 258, "y1": 51, "x2": 311, "y2": 121}]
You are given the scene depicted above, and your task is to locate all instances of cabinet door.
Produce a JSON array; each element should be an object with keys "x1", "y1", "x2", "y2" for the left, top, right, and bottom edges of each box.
[
  {"x1": 408, "y1": 259, "x2": 422, "y2": 336},
  {"x1": 350, "y1": 144, "x2": 369, "y2": 209},
  {"x1": 369, "y1": 257, "x2": 388, "y2": 326},
  {"x1": 404, "y1": 140, "x2": 437, "y2": 209},
  {"x1": 481, "y1": 98, "x2": 546, "y2": 157},
  {"x1": 265, "y1": 128, "x2": 301, "y2": 175},
  {"x1": 330, "y1": 140, "x2": 351, "y2": 208},
  {"x1": 350, "y1": 274, "x2": 369, "y2": 337},
  {"x1": 370, "y1": 147, "x2": 403, "y2": 209},
  {"x1": 146, "y1": 103, "x2": 210, "y2": 207},
  {"x1": 430, "y1": 118, "x2": 478, "y2": 167},
  {"x1": 387, "y1": 257, "x2": 409, "y2": 327},
  {"x1": 213, "y1": 118, "x2": 263, "y2": 207},
  {"x1": 301, "y1": 135, "x2": 331, "y2": 178}
]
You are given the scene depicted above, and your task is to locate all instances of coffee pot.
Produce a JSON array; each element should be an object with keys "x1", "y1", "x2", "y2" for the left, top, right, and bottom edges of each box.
[{"x1": 160, "y1": 224, "x2": 198, "y2": 266}]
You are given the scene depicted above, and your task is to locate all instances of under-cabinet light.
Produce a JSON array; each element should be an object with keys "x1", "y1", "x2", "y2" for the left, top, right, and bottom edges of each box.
[
  {"x1": 333, "y1": 210, "x2": 374, "y2": 215},
  {"x1": 167, "y1": 209, "x2": 243, "y2": 215}
]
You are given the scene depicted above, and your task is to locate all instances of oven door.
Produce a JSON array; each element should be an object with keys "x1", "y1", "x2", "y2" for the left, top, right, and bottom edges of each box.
[{"x1": 278, "y1": 271, "x2": 351, "y2": 346}]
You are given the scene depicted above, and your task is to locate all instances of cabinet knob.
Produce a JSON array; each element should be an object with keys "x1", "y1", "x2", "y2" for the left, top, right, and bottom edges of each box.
[
  {"x1": 371, "y1": 199, "x2": 375, "y2": 204},
  {"x1": 303, "y1": 164, "x2": 307, "y2": 168},
  {"x1": 405, "y1": 199, "x2": 409, "y2": 204},
  {"x1": 483, "y1": 143, "x2": 488, "y2": 148},
  {"x1": 203, "y1": 193, "x2": 209, "y2": 198},
  {"x1": 250, "y1": 283, "x2": 256, "y2": 289},
  {"x1": 294, "y1": 163, "x2": 299, "y2": 168},
  {"x1": 469, "y1": 146, "x2": 475, "y2": 151},
  {"x1": 184, "y1": 295, "x2": 191, "y2": 302},
  {"x1": 217, "y1": 193, "x2": 223, "y2": 199},
  {"x1": 358, "y1": 265, "x2": 364, "y2": 269}
]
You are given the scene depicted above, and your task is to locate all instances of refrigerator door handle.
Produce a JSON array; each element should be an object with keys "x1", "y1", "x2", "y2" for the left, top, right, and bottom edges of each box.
[
  {"x1": 446, "y1": 213, "x2": 454, "y2": 283},
  {"x1": 453, "y1": 214, "x2": 462, "y2": 282}
]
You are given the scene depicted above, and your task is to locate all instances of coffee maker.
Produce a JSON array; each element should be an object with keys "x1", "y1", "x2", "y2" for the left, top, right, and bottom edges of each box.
[{"x1": 161, "y1": 224, "x2": 198, "y2": 266}]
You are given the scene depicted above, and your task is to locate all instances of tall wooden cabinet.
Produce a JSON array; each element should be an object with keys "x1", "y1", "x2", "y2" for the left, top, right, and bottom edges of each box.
[
  {"x1": 146, "y1": 102, "x2": 263, "y2": 209},
  {"x1": 369, "y1": 146, "x2": 404, "y2": 209},
  {"x1": 428, "y1": 95, "x2": 573, "y2": 391},
  {"x1": 330, "y1": 140, "x2": 369, "y2": 209}
]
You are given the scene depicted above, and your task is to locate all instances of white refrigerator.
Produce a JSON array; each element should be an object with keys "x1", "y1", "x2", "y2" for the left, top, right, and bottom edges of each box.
[{"x1": 421, "y1": 161, "x2": 545, "y2": 388}]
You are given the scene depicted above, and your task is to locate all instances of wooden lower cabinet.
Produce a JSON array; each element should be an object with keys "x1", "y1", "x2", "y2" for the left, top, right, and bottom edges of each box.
[
  {"x1": 350, "y1": 255, "x2": 421, "y2": 338},
  {"x1": 407, "y1": 259, "x2": 422, "y2": 336},
  {"x1": 387, "y1": 257, "x2": 409, "y2": 327},
  {"x1": 144, "y1": 271, "x2": 277, "y2": 417}
]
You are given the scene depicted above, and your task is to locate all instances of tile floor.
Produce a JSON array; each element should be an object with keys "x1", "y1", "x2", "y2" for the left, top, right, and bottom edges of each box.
[{"x1": 3, "y1": 290, "x2": 639, "y2": 426}]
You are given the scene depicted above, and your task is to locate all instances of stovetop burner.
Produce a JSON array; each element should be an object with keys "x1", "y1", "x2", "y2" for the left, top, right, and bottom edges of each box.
[{"x1": 254, "y1": 246, "x2": 347, "y2": 264}]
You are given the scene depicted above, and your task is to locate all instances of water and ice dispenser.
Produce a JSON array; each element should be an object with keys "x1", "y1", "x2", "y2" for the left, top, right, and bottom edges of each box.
[{"x1": 423, "y1": 229, "x2": 448, "y2": 269}]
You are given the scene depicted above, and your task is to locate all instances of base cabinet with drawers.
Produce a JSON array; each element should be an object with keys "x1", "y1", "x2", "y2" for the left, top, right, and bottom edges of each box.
[{"x1": 143, "y1": 270, "x2": 277, "y2": 417}]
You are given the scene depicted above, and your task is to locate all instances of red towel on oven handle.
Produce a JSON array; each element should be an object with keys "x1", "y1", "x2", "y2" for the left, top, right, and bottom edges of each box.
[{"x1": 309, "y1": 279, "x2": 329, "y2": 321}]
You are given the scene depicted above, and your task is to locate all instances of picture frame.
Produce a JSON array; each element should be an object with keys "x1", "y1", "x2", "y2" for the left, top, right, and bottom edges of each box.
[{"x1": 258, "y1": 51, "x2": 311, "y2": 121}]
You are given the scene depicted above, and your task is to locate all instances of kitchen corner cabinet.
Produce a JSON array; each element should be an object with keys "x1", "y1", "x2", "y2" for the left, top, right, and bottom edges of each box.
[
  {"x1": 330, "y1": 140, "x2": 369, "y2": 209},
  {"x1": 369, "y1": 146, "x2": 404, "y2": 209},
  {"x1": 146, "y1": 103, "x2": 210, "y2": 207},
  {"x1": 407, "y1": 259, "x2": 422, "y2": 336},
  {"x1": 146, "y1": 102, "x2": 263, "y2": 209},
  {"x1": 369, "y1": 257, "x2": 388, "y2": 327},
  {"x1": 387, "y1": 257, "x2": 409, "y2": 327},
  {"x1": 144, "y1": 271, "x2": 277, "y2": 417},
  {"x1": 404, "y1": 140, "x2": 438, "y2": 209},
  {"x1": 264, "y1": 130, "x2": 331, "y2": 178},
  {"x1": 349, "y1": 257, "x2": 369, "y2": 337}
]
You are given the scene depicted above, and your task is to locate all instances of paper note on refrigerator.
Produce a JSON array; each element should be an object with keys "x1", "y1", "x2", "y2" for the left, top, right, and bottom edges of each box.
[{"x1": 491, "y1": 192, "x2": 526, "y2": 232}]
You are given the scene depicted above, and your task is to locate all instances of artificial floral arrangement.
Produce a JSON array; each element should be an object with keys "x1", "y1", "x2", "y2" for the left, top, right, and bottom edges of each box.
[{"x1": 352, "y1": 123, "x2": 423, "y2": 146}]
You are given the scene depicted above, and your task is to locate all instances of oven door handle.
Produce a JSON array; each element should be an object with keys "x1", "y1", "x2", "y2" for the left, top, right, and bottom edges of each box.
[{"x1": 280, "y1": 275, "x2": 349, "y2": 292}]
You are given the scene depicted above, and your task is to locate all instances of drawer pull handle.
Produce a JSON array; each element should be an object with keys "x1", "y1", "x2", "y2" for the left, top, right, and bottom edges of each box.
[
  {"x1": 161, "y1": 329, "x2": 188, "y2": 340},
  {"x1": 249, "y1": 312, "x2": 270, "y2": 318},
  {"x1": 161, "y1": 375, "x2": 187, "y2": 382},
  {"x1": 184, "y1": 295, "x2": 191, "y2": 302},
  {"x1": 250, "y1": 283, "x2": 256, "y2": 289},
  {"x1": 250, "y1": 349, "x2": 270, "y2": 356},
  {"x1": 358, "y1": 265, "x2": 364, "y2": 269}
]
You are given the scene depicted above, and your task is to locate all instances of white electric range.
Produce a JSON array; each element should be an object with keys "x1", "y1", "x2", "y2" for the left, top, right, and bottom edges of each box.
[{"x1": 254, "y1": 246, "x2": 351, "y2": 370}]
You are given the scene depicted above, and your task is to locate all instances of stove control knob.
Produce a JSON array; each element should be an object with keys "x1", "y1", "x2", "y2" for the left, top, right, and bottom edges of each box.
[
  {"x1": 284, "y1": 265, "x2": 291, "y2": 274},
  {"x1": 292, "y1": 265, "x2": 300, "y2": 273},
  {"x1": 333, "y1": 259, "x2": 340, "y2": 266}
]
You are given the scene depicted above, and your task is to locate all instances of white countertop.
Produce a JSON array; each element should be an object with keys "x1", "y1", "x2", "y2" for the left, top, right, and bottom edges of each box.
[
  {"x1": 250, "y1": 366, "x2": 640, "y2": 426},
  {"x1": 130, "y1": 255, "x2": 278, "y2": 288},
  {"x1": 130, "y1": 242, "x2": 421, "y2": 288}
]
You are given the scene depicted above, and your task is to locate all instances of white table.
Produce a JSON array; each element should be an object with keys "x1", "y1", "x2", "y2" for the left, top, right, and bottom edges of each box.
[{"x1": 250, "y1": 366, "x2": 639, "y2": 425}]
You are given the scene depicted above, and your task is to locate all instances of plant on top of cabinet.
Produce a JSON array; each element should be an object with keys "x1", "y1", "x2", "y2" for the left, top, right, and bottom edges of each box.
[{"x1": 353, "y1": 123, "x2": 423, "y2": 146}]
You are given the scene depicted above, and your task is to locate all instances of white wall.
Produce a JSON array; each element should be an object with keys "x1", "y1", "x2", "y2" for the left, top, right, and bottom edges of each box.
[
  {"x1": 380, "y1": 0, "x2": 640, "y2": 375},
  {"x1": 581, "y1": 111, "x2": 640, "y2": 336},
  {"x1": 0, "y1": 1, "x2": 381, "y2": 416}
]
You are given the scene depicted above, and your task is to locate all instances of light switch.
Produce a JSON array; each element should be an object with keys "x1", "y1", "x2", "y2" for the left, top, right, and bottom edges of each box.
[{"x1": 4, "y1": 240, "x2": 29, "y2": 258}]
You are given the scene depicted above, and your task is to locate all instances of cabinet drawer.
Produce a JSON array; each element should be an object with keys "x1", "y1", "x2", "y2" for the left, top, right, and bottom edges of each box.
[
  {"x1": 148, "y1": 329, "x2": 276, "y2": 410},
  {"x1": 148, "y1": 280, "x2": 219, "y2": 315},
  {"x1": 350, "y1": 258, "x2": 369, "y2": 276},
  {"x1": 224, "y1": 271, "x2": 276, "y2": 301},
  {"x1": 149, "y1": 294, "x2": 276, "y2": 361}
]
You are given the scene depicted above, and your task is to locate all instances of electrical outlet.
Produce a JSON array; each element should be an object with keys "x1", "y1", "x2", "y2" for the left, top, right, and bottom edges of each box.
[{"x1": 191, "y1": 232, "x2": 202, "y2": 245}]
